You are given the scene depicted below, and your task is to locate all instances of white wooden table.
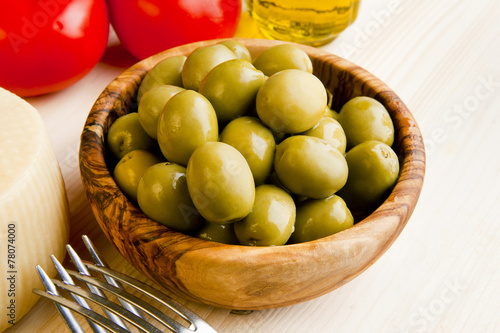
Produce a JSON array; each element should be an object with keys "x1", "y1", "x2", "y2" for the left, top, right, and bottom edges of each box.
[{"x1": 7, "y1": 0, "x2": 500, "y2": 332}]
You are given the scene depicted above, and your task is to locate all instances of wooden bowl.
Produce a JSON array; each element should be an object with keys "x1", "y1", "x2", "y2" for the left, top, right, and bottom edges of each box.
[{"x1": 79, "y1": 38, "x2": 425, "y2": 310}]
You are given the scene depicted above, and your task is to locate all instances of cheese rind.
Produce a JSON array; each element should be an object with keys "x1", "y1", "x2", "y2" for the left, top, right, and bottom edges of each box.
[{"x1": 0, "y1": 87, "x2": 70, "y2": 331}]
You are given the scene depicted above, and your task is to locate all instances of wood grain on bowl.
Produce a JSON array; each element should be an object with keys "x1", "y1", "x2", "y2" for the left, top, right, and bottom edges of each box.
[{"x1": 79, "y1": 38, "x2": 425, "y2": 310}]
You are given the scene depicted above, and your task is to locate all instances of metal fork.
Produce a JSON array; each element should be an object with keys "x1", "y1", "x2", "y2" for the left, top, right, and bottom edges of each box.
[{"x1": 33, "y1": 235, "x2": 218, "y2": 333}]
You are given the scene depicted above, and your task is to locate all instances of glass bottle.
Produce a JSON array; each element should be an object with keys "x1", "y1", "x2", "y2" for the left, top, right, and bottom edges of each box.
[{"x1": 246, "y1": 0, "x2": 361, "y2": 46}]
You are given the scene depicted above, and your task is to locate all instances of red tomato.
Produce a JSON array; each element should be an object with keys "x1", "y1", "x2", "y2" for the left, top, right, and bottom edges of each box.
[
  {"x1": 106, "y1": 0, "x2": 241, "y2": 60},
  {"x1": 0, "y1": 0, "x2": 109, "y2": 97}
]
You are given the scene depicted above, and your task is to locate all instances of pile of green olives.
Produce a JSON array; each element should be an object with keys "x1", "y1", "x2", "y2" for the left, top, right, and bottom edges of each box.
[{"x1": 106, "y1": 41, "x2": 400, "y2": 246}]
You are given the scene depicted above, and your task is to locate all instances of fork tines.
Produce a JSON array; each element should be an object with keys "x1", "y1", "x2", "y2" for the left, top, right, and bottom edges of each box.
[{"x1": 33, "y1": 235, "x2": 217, "y2": 333}]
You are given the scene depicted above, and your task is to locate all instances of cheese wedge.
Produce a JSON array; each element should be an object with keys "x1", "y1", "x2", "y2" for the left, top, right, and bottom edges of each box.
[{"x1": 0, "y1": 87, "x2": 70, "y2": 330}]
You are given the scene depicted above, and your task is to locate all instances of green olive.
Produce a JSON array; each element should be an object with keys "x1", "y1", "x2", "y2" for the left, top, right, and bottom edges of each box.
[
  {"x1": 138, "y1": 85, "x2": 184, "y2": 139},
  {"x1": 137, "y1": 162, "x2": 204, "y2": 232},
  {"x1": 274, "y1": 135, "x2": 348, "y2": 199},
  {"x1": 324, "y1": 106, "x2": 339, "y2": 120},
  {"x1": 199, "y1": 59, "x2": 266, "y2": 124},
  {"x1": 234, "y1": 184, "x2": 296, "y2": 246},
  {"x1": 157, "y1": 90, "x2": 218, "y2": 166},
  {"x1": 137, "y1": 55, "x2": 186, "y2": 101},
  {"x1": 194, "y1": 222, "x2": 239, "y2": 245},
  {"x1": 182, "y1": 44, "x2": 237, "y2": 91},
  {"x1": 186, "y1": 142, "x2": 255, "y2": 224},
  {"x1": 107, "y1": 112, "x2": 157, "y2": 160},
  {"x1": 256, "y1": 69, "x2": 327, "y2": 133},
  {"x1": 113, "y1": 150, "x2": 164, "y2": 202},
  {"x1": 303, "y1": 116, "x2": 347, "y2": 154},
  {"x1": 218, "y1": 40, "x2": 252, "y2": 62},
  {"x1": 219, "y1": 116, "x2": 276, "y2": 186},
  {"x1": 252, "y1": 43, "x2": 313, "y2": 77},
  {"x1": 263, "y1": 173, "x2": 311, "y2": 208},
  {"x1": 337, "y1": 140, "x2": 399, "y2": 212},
  {"x1": 338, "y1": 96, "x2": 395, "y2": 149},
  {"x1": 288, "y1": 195, "x2": 353, "y2": 243}
]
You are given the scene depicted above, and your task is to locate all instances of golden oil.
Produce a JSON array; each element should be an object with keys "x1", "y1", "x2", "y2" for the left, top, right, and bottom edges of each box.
[{"x1": 246, "y1": 0, "x2": 360, "y2": 46}]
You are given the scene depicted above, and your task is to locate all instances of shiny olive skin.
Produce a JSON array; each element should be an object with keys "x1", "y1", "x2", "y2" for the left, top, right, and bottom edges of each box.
[
  {"x1": 218, "y1": 40, "x2": 252, "y2": 62},
  {"x1": 182, "y1": 44, "x2": 237, "y2": 91},
  {"x1": 194, "y1": 222, "x2": 239, "y2": 245},
  {"x1": 303, "y1": 116, "x2": 347, "y2": 154},
  {"x1": 199, "y1": 59, "x2": 266, "y2": 124},
  {"x1": 337, "y1": 140, "x2": 400, "y2": 212},
  {"x1": 113, "y1": 150, "x2": 163, "y2": 202},
  {"x1": 338, "y1": 96, "x2": 395, "y2": 149},
  {"x1": 157, "y1": 90, "x2": 218, "y2": 166},
  {"x1": 256, "y1": 69, "x2": 327, "y2": 133},
  {"x1": 138, "y1": 85, "x2": 184, "y2": 139},
  {"x1": 274, "y1": 135, "x2": 348, "y2": 199},
  {"x1": 186, "y1": 142, "x2": 255, "y2": 224},
  {"x1": 288, "y1": 195, "x2": 353, "y2": 244},
  {"x1": 252, "y1": 43, "x2": 313, "y2": 77},
  {"x1": 107, "y1": 112, "x2": 157, "y2": 160},
  {"x1": 234, "y1": 184, "x2": 296, "y2": 246},
  {"x1": 137, "y1": 162, "x2": 204, "y2": 233},
  {"x1": 219, "y1": 116, "x2": 276, "y2": 185},
  {"x1": 137, "y1": 55, "x2": 186, "y2": 101}
]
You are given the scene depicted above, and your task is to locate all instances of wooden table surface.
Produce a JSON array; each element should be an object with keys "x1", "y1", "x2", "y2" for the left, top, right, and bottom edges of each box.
[{"x1": 7, "y1": 0, "x2": 500, "y2": 332}]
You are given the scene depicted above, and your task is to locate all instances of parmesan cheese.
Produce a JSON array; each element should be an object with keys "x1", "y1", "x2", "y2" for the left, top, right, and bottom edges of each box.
[{"x1": 0, "y1": 87, "x2": 70, "y2": 330}]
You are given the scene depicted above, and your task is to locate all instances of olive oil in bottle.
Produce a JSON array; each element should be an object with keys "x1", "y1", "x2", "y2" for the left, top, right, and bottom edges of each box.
[{"x1": 246, "y1": 0, "x2": 360, "y2": 46}]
